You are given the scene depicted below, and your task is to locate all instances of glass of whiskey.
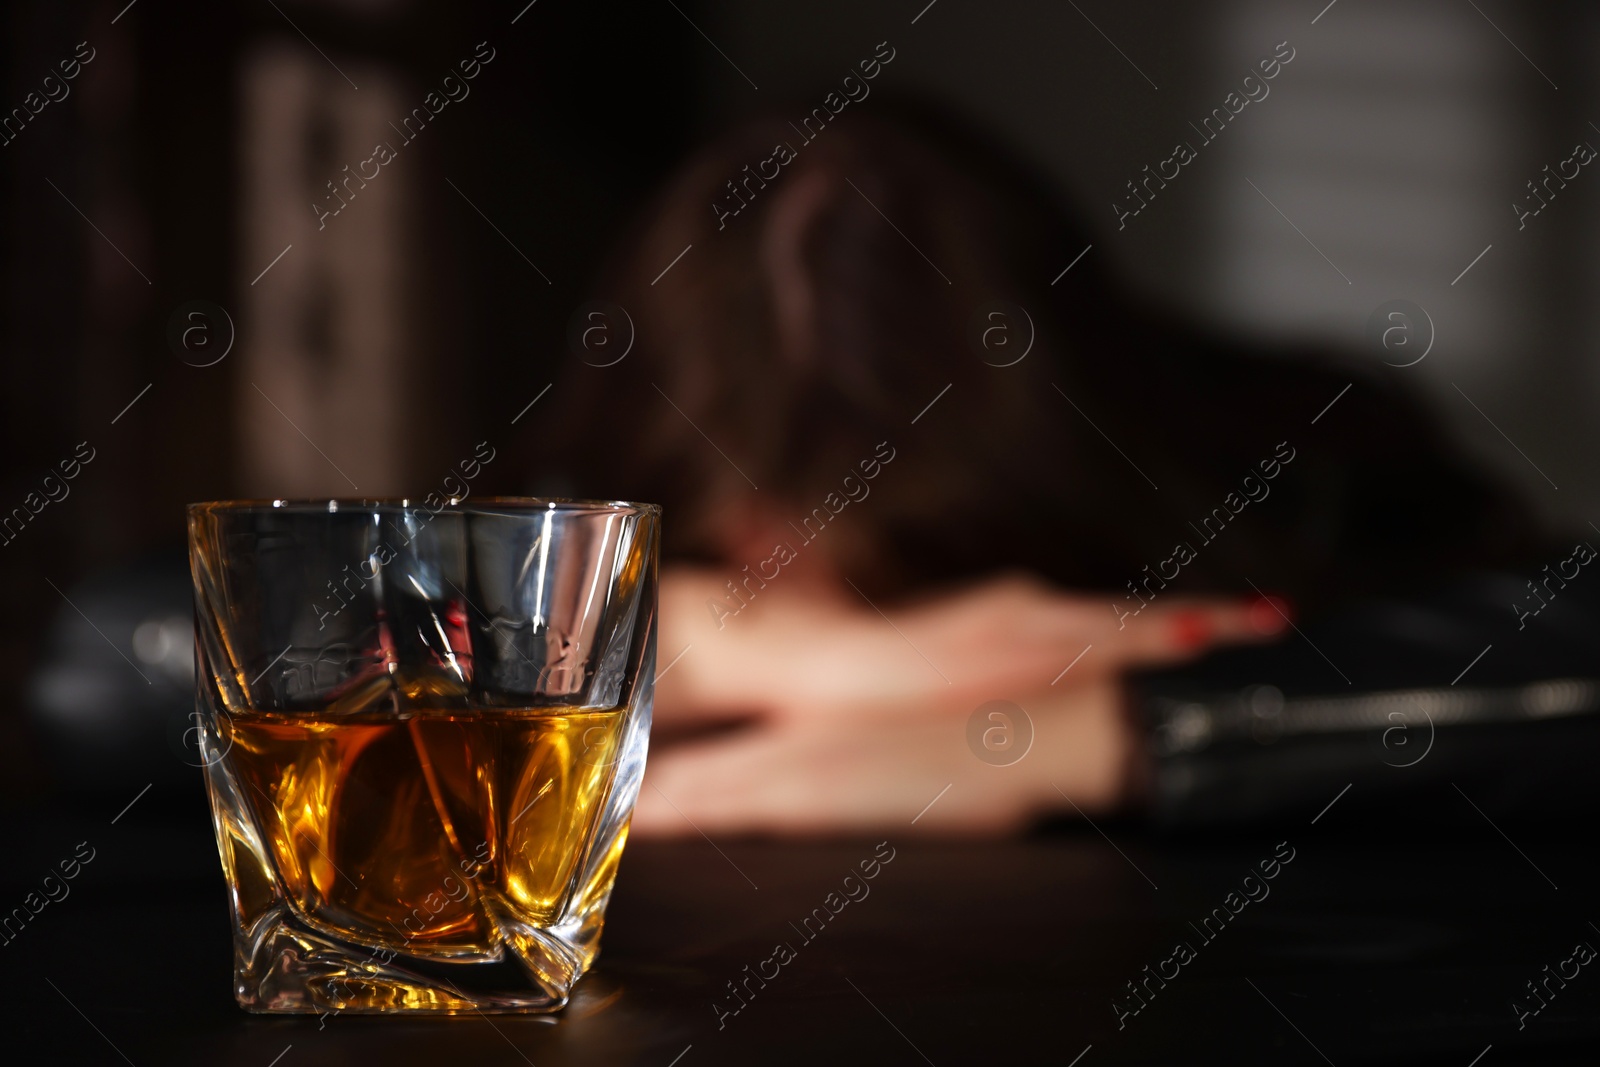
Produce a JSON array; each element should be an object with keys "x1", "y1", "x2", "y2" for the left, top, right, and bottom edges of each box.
[{"x1": 187, "y1": 498, "x2": 659, "y2": 1014}]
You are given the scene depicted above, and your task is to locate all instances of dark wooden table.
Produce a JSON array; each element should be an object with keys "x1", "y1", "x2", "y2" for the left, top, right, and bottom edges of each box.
[{"x1": 4, "y1": 799, "x2": 1596, "y2": 1065}]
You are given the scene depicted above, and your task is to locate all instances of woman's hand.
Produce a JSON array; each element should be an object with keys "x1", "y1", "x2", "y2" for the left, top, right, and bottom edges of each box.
[
  {"x1": 633, "y1": 568, "x2": 1287, "y2": 835},
  {"x1": 632, "y1": 677, "x2": 1138, "y2": 836},
  {"x1": 655, "y1": 567, "x2": 1286, "y2": 723}
]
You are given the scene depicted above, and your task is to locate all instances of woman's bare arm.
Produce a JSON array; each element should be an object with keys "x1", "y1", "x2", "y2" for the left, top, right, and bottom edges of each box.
[{"x1": 634, "y1": 568, "x2": 1286, "y2": 835}]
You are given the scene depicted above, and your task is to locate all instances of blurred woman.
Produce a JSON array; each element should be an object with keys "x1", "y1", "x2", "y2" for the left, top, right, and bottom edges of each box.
[{"x1": 544, "y1": 108, "x2": 1594, "y2": 835}]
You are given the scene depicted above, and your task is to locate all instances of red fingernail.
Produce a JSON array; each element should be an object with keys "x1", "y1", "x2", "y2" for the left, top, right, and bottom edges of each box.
[
  {"x1": 1249, "y1": 595, "x2": 1292, "y2": 635},
  {"x1": 1172, "y1": 610, "x2": 1214, "y2": 649}
]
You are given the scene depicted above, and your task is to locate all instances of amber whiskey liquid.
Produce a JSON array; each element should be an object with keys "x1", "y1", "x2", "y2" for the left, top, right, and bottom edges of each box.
[{"x1": 224, "y1": 704, "x2": 627, "y2": 961}]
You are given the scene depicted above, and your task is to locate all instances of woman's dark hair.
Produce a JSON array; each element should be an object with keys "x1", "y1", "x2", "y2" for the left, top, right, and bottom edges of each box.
[{"x1": 541, "y1": 106, "x2": 1535, "y2": 609}]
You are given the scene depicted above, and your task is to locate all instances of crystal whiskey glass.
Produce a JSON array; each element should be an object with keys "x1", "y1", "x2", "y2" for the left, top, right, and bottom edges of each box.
[{"x1": 187, "y1": 499, "x2": 658, "y2": 1014}]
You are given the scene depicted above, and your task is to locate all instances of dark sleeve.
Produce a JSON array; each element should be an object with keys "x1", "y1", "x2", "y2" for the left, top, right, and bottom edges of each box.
[{"x1": 1128, "y1": 563, "x2": 1600, "y2": 828}]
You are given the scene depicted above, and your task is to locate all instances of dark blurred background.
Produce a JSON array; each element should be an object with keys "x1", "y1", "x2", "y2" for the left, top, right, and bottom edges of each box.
[{"x1": 3, "y1": 0, "x2": 1596, "y2": 808}]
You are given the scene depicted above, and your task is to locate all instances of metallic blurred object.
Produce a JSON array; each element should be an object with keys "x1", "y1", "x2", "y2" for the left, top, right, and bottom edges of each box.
[{"x1": 28, "y1": 551, "x2": 198, "y2": 796}]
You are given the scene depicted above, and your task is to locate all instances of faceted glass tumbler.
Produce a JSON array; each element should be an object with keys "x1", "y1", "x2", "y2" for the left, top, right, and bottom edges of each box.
[{"x1": 187, "y1": 499, "x2": 658, "y2": 1014}]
